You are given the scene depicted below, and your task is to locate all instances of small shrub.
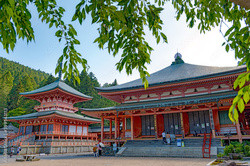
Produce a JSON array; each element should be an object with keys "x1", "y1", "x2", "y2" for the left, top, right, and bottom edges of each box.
[
  {"x1": 234, "y1": 144, "x2": 244, "y2": 153},
  {"x1": 244, "y1": 145, "x2": 250, "y2": 157},
  {"x1": 224, "y1": 144, "x2": 234, "y2": 156},
  {"x1": 217, "y1": 153, "x2": 224, "y2": 158}
]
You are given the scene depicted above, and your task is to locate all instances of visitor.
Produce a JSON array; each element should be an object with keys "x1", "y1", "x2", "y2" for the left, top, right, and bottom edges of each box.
[
  {"x1": 16, "y1": 146, "x2": 21, "y2": 157},
  {"x1": 10, "y1": 146, "x2": 14, "y2": 158},
  {"x1": 162, "y1": 131, "x2": 166, "y2": 144},
  {"x1": 97, "y1": 143, "x2": 102, "y2": 157},
  {"x1": 93, "y1": 144, "x2": 98, "y2": 157},
  {"x1": 166, "y1": 132, "x2": 171, "y2": 145},
  {"x1": 113, "y1": 142, "x2": 117, "y2": 154}
]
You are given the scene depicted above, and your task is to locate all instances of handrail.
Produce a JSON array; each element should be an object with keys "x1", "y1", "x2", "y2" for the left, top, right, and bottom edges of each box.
[
  {"x1": 34, "y1": 131, "x2": 98, "y2": 137},
  {"x1": 202, "y1": 132, "x2": 212, "y2": 158},
  {"x1": 241, "y1": 129, "x2": 250, "y2": 135},
  {"x1": 202, "y1": 133, "x2": 206, "y2": 157}
]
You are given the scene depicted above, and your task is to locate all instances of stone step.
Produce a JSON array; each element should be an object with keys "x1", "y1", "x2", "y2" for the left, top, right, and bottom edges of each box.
[
  {"x1": 119, "y1": 146, "x2": 205, "y2": 158},
  {"x1": 123, "y1": 138, "x2": 222, "y2": 148}
]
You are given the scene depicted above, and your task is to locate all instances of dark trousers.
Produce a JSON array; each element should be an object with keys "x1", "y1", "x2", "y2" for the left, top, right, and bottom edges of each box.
[{"x1": 163, "y1": 137, "x2": 166, "y2": 143}]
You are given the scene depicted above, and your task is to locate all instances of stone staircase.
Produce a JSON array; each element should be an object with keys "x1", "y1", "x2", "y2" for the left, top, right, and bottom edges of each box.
[
  {"x1": 123, "y1": 138, "x2": 221, "y2": 147},
  {"x1": 117, "y1": 138, "x2": 223, "y2": 158}
]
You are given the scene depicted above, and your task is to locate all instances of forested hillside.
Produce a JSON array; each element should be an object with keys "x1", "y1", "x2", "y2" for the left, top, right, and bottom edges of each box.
[{"x1": 0, "y1": 57, "x2": 117, "y2": 128}]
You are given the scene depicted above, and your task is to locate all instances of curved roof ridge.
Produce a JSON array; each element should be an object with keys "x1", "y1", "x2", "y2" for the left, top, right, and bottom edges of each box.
[
  {"x1": 20, "y1": 80, "x2": 92, "y2": 99},
  {"x1": 96, "y1": 63, "x2": 246, "y2": 92},
  {"x1": 7, "y1": 110, "x2": 100, "y2": 122}
]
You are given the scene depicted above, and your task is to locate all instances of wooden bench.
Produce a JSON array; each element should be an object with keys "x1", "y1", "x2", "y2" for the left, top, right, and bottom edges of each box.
[{"x1": 22, "y1": 155, "x2": 38, "y2": 161}]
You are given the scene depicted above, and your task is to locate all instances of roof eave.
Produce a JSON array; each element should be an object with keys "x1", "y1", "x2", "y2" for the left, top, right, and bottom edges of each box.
[{"x1": 96, "y1": 66, "x2": 246, "y2": 93}]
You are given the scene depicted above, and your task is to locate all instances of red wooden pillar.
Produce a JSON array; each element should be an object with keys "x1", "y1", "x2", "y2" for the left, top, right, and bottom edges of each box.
[
  {"x1": 115, "y1": 116, "x2": 118, "y2": 139},
  {"x1": 154, "y1": 114, "x2": 158, "y2": 139},
  {"x1": 209, "y1": 109, "x2": 216, "y2": 138},
  {"x1": 101, "y1": 117, "x2": 104, "y2": 142},
  {"x1": 122, "y1": 118, "x2": 126, "y2": 138},
  {"x1": 109, "y1": 119, "x2": 112, "y2": 139},
  {"x1": 117, "y1": 118, "x2": 120, "y2": 138},
  {"x1": 180, "y1": 112, "x2": 185, "y2": 138},
  {"x1": 131, "y1": 116, "x2": 134, "y2": 140},
  {"x1": 24, "y1": 125, "x2": 26, "y2": 135}
]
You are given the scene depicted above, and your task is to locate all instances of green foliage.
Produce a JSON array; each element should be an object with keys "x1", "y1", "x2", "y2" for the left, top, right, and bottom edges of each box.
[
  {"x1": 224, "y1": 141, "x2": 250, "y2": 157},
  {"x1": 244, "y1": 145, "x2": 250, "y2": 157},
  {"x1": 217, "y1": 153, "x2": 224, "y2": 158},
  {"x1": 224, "y1": 144, "x2": 235, "y2": 156},
  {"x1": 0, "y1": 57, "x2": 50, "y2": 128},
  {"x1": 102, "y1": 79, "x2": 118, "y2": 87},
  {"x1": 65, "y1": 70, "x2": 117, "y2": 109},
  {"x1": 229, "y1": 71, "x2": 250, "y2": 122},
  {"x1": 7, "y1": 107, "x2": 26, "y2": 117}
]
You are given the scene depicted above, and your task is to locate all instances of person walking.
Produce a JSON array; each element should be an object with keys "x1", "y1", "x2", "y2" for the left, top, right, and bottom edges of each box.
[
  {"x1": 10, "y1": 146, "x2": 14, "y2": 158},
  {"x1": 112, "y1": 142, "x2": 117, "y2": 154},
  {"x1": 16, "y1": 146, "x2": 21, "y2": 158},
  {"x1": 97, "y1": 143, "x2": 102, "y2": 157},
  {"x1": 162, "y1": 131, "x2": 166, "y2": 144},
  {"x1": 93, "y1": 144, "x2": 98, "y2": 157}
]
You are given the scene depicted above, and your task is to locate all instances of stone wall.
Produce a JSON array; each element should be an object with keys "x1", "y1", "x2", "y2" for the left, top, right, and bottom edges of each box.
[{"x1": 0, "y1": 145, "x2": 93, "y2": 155}]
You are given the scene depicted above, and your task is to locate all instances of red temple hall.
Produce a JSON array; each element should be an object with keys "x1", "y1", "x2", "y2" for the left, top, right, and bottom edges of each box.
[
  {"x1": 81, "y1": 53, "x2": 249, "y2": 144},
  {"x1": 8, "y1": 79, "x2": 100, "y2": 144}
]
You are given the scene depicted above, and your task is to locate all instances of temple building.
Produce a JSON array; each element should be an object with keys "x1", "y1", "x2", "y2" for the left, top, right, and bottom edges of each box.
[
  {"x1": 6, "y1": 79, "x2": 100, "y2": 154},
  {"x1": 81, "y1": 53, "x2": 250, "y2": 145}
]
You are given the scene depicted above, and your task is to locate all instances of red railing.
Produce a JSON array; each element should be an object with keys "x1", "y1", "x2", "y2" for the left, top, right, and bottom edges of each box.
[
  {"x1": 34, "y1": 131, "x2": 98, "y2": 138},
  {"x1": 241, "y1": 129, "x2": 250, "y2": 135},
  {"x1": 202, "y1": 132, "x2": 212, "y2": 158},
  {"x1": 3, "y1": 133, "x2": 35, "y2": 146},
  {"x1": 19, "y1": 141, "x2": 97, "y2": 147}
]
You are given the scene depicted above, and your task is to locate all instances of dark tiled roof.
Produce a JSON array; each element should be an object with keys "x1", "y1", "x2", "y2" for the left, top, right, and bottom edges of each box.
[
  {"x1": 0, "y1": 131, "x2": 5, "y2": 139},
  {"x1": 20, "y1": 80, "x2": 92, "y2": 99},
  {"x1": 7, "y1": 110, "x2": 100, "y2": 122},
  {"x1": 80, "y1": 90, "x2": 237, "y2": 112},
  {"x1": 96, "y1": 63, "x2": 246, "y2": 92},
  {"x1": 88, "y1": 127, "x2": 115, "y2": 133}
]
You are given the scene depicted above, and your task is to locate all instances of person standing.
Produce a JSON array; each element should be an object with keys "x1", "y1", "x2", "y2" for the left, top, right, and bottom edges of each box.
[
  {"x1": 166, "y1": 132, "x2": 171, "y2": 145},
  {"x1": 93, "y1": 144, "x2": 98, "y2": 157},
  {"x1": 97, "y1": 143, "x2": 102, "y2": 157},
  {"x1": 112, "y1": 142, "x2": 117, "y2": 154},
  {"x1": 16, "y1": 146, "x2": 21, "y2": 157},
  {"x1": 10, "y1": 146, "x2": 14, "y2": 158},
  {"x1": 162, "y1": 131, "x2": 166, "y2": 144}
]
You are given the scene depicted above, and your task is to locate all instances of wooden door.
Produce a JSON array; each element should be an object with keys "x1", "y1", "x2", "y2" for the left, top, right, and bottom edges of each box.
[
  {"x1": 141, "y1": 115, "x2": 155, "y2": 136},
  {"x1": 188, "y1": 110, "x2": 211, "y2": 135},
  {"x1": 164, "y1": 113, "x2": 181, "y2": 134},
  {"x1": 33, "y1": 125, "x2": 40, "y2": 133}
]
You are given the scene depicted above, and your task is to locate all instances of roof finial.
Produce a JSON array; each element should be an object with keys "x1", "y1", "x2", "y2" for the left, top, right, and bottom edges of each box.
[
  {"x1": 58, "y1": 62, "x2": 62, "y2": 81},
  {"x1": 172, "y1": 52, "x2": 184, "y2": 65}
]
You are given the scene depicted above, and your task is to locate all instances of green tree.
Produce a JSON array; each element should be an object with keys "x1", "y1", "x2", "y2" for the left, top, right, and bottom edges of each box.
[
  {"x1": 0, "y1": 0, "x2": 249, "y2": 121},
  {"x1": 7, "y1": 107, "x2": 26, "y2": 117},
  {"x1": 0, "y1": 71, "x2": 14, "y2": 108}
]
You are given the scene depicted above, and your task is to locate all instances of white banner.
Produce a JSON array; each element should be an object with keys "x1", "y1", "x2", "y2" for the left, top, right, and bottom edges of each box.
[
  {"x1": 77, "y1": 126, "x2": 82, "y2": 134},
  {"x1": 83, "y1": 127, "x2": 88, "y2": 135},
  {"x1": 69, "y1": 125, "x2": 76, "y2": 133}
]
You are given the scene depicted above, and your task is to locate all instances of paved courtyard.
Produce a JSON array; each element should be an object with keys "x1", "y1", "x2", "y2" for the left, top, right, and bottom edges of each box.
[{"x1": 0, "y1": 154, "x2": 213, "y2": 166}]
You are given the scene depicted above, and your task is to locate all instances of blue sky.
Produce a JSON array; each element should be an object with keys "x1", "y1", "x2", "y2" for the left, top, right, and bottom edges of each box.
[{"x1": 0, "y1": 1, "x2": 238, "y2": 85}]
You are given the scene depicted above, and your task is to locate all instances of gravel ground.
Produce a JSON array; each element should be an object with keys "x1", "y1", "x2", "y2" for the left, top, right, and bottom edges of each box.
[{"x1": 0, "y1": 155, "x2": 213, "y2": 166}]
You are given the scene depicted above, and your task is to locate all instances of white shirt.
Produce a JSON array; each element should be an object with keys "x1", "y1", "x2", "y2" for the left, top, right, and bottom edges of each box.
[{"x1": 162, "y1": 132, "x2": 166, "y2": 138}]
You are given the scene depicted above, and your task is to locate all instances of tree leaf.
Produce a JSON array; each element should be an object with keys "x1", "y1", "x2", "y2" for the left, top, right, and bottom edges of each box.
[
  {"x1": 238, "y1": 98, "x2": 245, "y2": 113},
  {"x1": 233, "y1": 108, "x2": 239, "y2": 122},
  {"x1": 243, "y1": 92, "x2": 250, "y2": 104}
]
